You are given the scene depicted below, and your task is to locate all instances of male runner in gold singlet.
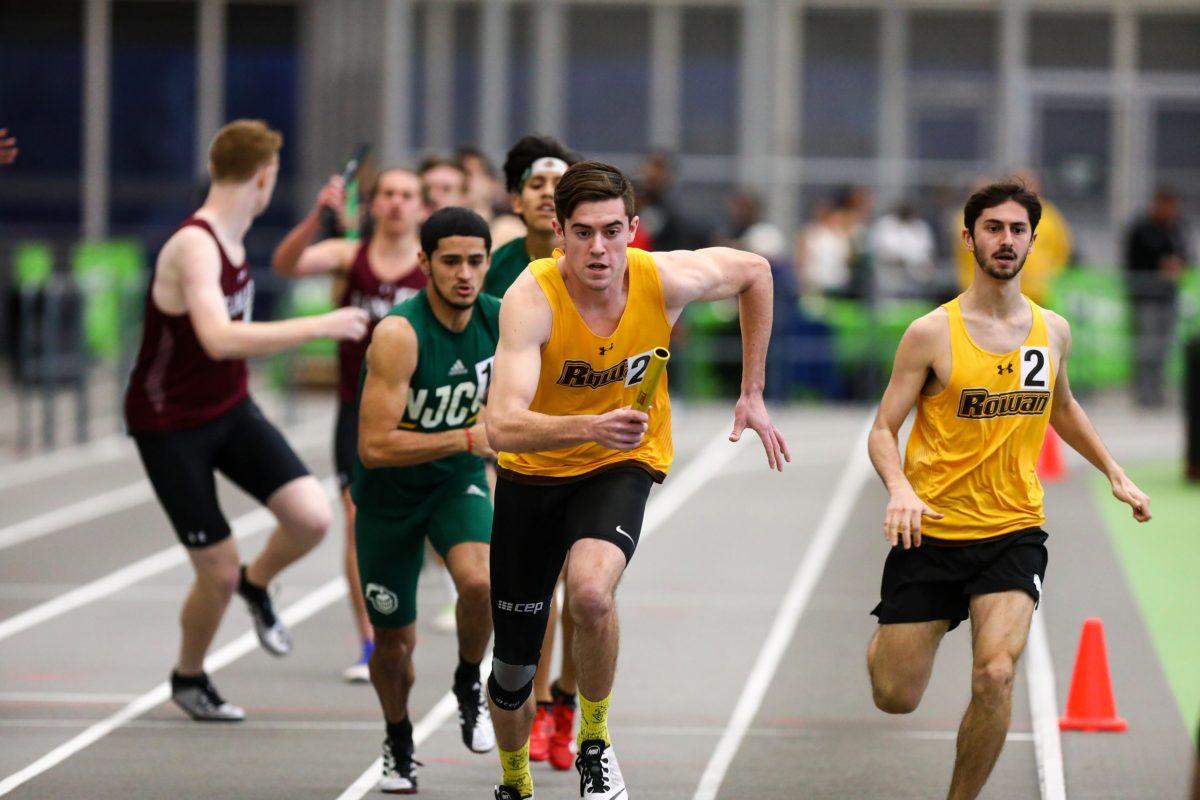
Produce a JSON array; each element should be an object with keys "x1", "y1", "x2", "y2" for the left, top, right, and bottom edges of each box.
[
  {"x1": 484, "y1": 161, "x2": 790, "y2": 800},
  {"x1": 866, "y1": 181, "x2": 1151, "y2": 800}
]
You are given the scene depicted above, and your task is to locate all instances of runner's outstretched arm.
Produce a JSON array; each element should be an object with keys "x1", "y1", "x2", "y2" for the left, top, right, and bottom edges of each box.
[
  {"x1": 175, "y1": 228, "x2": 368, "y2": 359},
  {"x1": 656, "y1": 247, "x2": 789, "y2": 470},
  {"x1": 1044, "y1": 312, "x2": 1151, "y2": 522},
  {"x1": 358, "y1": 316, "x2": 493, "y2": 468},
  {"x1": 867, "y1": 315, "x2": 945, "y2": 549}
]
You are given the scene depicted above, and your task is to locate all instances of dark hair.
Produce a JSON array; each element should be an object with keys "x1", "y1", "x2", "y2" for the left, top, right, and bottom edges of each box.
[
  {"x1": 419, "y1": 206, "x2": 492, "y2": 257},
  {"x1": 554, "y1": 161, "x2": 636, "y2": 225},
  {"x1": 502, "y1": 135, "x2": 580, "y2": 194},
  {"x1": 963, "y1": 181, "x2": 1042, "y2": 237}
]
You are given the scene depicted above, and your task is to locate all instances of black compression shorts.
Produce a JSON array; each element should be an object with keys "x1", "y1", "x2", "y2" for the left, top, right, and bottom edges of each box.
[
  {"x1": 489, "y1": 465, "x2": 653, "y2": 669},
  {"x1": 133, "y1": 399, "x2": 310, "y2": 549}
]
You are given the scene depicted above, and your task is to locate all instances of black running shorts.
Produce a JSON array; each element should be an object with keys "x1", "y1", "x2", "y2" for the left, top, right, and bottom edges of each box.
[
  {"x1": 871, "y1": 527, "x2": 1048, "y2": 631},
  {"x1": 334, "y1": 400, "x2": 359, "y2": 490},
  {"x1": 133, "y1": 399, "x2": 310, "y2": 548}
]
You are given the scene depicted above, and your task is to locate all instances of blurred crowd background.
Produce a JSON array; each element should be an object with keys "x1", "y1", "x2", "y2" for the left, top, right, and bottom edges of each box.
[{"x1": 2, "y1": 0, "x2": 1198, "y2": 451}]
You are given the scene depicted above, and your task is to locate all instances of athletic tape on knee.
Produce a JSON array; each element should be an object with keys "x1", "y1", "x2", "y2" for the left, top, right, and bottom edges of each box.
[{"x1": 487, "y1": 658, "x2": 537, "y2": 711}]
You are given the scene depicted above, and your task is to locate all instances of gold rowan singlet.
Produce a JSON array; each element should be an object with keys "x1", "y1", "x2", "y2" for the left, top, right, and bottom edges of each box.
[
  {"x1": 904, "y1": 295, "x2": 1055, "y2": 542},
  {"x1": 497, "y1": 248, "x2": 673, "y2": 482}
]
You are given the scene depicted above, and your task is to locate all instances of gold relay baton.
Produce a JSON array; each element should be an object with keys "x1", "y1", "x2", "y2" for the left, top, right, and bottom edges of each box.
[{"x1": 632, "y1": 348, "x2": 670, "y2": 413}]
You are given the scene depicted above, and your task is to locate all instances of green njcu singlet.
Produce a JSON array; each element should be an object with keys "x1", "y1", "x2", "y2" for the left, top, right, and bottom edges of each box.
[
  {"x1": 351, "y1": 291, "x2": 501, "y2": 507},
  {"x1": 482, "y1": 236, "x2": 533, "y2": 299}
]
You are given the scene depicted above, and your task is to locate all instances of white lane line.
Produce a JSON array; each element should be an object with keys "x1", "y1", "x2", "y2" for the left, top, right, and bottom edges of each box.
[
  {"x1": 0, "y1": 691, "x2": 140, "y2": 705},
  {"x1": 334, "y1": 691, "x2": 462, "y2": 800},
  {"x1": 692, "y1": 414, "x2": 875, "y2": 800},
  {"x1": 0, "y1": 577, "x2": 348, "y2": 797},
  {"x1": 0, "y1": 481, "x2": 155, "y2": 551},
  {"x1": 0, "y1": 435, "x2": 126, "y2": 491},
  {"x1": 334, "y1": 423, "x2": 743, "y2": 800},
  {"x1": 0, "y1": 422, "x2": 330, "y2": 552},
  {"x1": 1026, "y1": 609, "x2": 1068, "y2": 800},
  {"x1": 0, "y1": 477, "x2": 338, "y2": 645}
]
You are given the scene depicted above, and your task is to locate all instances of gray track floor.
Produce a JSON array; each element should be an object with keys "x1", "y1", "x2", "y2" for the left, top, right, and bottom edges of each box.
[{"x1": 0, "y1": 400, "x2": 1190, "y2": 799}]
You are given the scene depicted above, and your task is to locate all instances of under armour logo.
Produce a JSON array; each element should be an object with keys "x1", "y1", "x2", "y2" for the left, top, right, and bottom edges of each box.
[
  {"x1": 998, "y1": 363, "x2": 1013, "y2": 375},
  {"x1": 599, "y1": 343, "x2": 615, "y2": 356}
]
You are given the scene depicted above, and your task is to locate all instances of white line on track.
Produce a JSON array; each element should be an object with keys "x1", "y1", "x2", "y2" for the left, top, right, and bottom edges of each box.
[
  {"x1": 0, "y1": 477, "x2": 337, "y2": 645},
  {"x1": 0, "y1": 577, "x2": 348, "y2": 797},
  {"x1": 0, "y1": 421, "x2": 330, "y2": 552},
  {"x1": 0, "y1": 435, "x2": 126, "y2": 491},
  {"x1": 692, "y1": 414, "x2": 875, "y2": 800},
  {"x1": 1026, "y1": 609, "x2": 1068, "y2": 800},
  {"x1": 0, "y1": 481, "x2": 154, "y2": 551},
  {"x1": 334, "y1": 423, "x2": 747, "y2": 800}
]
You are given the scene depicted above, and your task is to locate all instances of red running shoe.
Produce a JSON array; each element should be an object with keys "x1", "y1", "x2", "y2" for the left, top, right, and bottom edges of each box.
[
  {"x1": 529, "y1": 705, "x2": 553, "y2": 762},
  {"x1": 548, "y1": 700, "x2": 576, "y2": 771}
]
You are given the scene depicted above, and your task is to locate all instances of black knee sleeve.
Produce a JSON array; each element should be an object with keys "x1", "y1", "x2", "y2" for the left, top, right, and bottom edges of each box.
[
  {"x1": 487, "y1": 658, "x2": 537, "y2": 711},
  {"x1": 489, "y1": 593, "x2": 552, "y2": 711}
]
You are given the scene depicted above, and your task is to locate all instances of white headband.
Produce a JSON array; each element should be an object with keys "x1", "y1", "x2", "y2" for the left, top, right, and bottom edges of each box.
[{"x1": 521, "y1": 157, "x2": 570, "y2": 187}]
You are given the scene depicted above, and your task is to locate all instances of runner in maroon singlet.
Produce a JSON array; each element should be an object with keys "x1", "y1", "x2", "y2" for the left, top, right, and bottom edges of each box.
[
  {"x1": 272, "y1": 167, "x2": 426, "y2": 681},
  {"x1": 125, "y1": 120, "x2": 369, "y2": 722}
]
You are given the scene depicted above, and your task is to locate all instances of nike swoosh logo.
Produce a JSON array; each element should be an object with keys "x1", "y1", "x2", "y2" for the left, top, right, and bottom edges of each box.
[{"x1": 614, "y1": 525, "x2": 635, "y2": 546}]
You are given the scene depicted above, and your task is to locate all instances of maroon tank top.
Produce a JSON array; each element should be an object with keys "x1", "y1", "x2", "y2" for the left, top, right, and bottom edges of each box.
[
  {"x1": 125, "y1": 217, "x2": 254, "y2": 433},
  {"x1": 337, "y1": 239, "x2": 425, "y2": 403}
]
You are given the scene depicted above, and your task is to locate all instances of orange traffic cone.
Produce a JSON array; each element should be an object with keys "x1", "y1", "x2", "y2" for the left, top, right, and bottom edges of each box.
[
  {"x1": 1059, "y1": 618, "x2": 1127, "y2": 732},
  {"x1": 1037, "y1": 425, "x2": 1066, "y2": 482}
]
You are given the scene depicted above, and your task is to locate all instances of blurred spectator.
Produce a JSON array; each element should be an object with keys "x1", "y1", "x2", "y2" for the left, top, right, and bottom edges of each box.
[
  {"x1": 1125, "y1": 187, "x2": 1191, "y2": 407},
  {"x1": 418, "y1": 155, "x2": 468, "y2": 212},
  {"x1": 869, "y1": 204, "x2": 936, "y2": 300},
  {"x1": 717, "y1": 190, "x2": 787, "y2": 261},
  {"x1": 956, "y1": 169, "x2": 1071, "y2": 305},
  {"x1": 457, "y1": 146, "x2": 524, "y2": 249},
  {"x1": 794, "y1": 200, "x2": 851, "y2": 297},
  {"x1": 0, "y1": 128, "x2": 16, "y2": 165},
  {"x1": 839, "y1": 185, "x2": 875, "y2": 297},
  {"x1": 632, "y1": 150, "x2": 704, "y2": 251}
]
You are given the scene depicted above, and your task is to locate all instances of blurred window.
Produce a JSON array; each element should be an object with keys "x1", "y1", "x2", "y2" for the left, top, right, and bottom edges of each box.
[
  {"x1": 1139, "y1": 14, "x2": 1200, "y2": 72},
  {"x1": 0, "y1": 0, "x2": 83, "y2": 232},
  {"x1": 1029, "y1": 12, "x2": 1111, "y2": 70},
  {"x1": 453, "y1": 3, "x2": 481, "y2": 149},
  {"x1": 801, "y1": 9, "x2": 879, "y2": 159},
  {"x1": 110, "y1": 1, "x2": 196, "y2": 235},
  {"x1": 566, "y1": 5, "x2": 650, "y2": 153},
  {"x1": 508, "y1": 2, "x2": 534, "y2": 147},
  {"x1": 909, "y1": 11, "x2": 997, "y2": 78},
  {"x1": 226, "y1": 2, "x2": 299, "y2": 233},
  {"x1": 681, "y1": 7, "x2": 738, "y2": 156}
]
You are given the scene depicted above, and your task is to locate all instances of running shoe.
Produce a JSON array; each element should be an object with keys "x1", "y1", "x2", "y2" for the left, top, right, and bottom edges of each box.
[
  {"x1": 237, "y1": 566, "x2": 292, "y2": 657},
  {"x1": 493, "y1": 786, "x2": 532, "y2": 800},
  {"x1": 343, "y1": 640, "x2": 374, "y2": 683},
  {"x1": 576, "y1": 739, "x2": 627, "y2": 799},
  {"x1": 453, "y1": 677, "x2": 496, "y2": 753},
  {"x1": 380, "y1": 737, "x2": 421, "y2": 794},
  {"x1": 548, "y1": 696, "x2": 576, "y2": 771},
  {"x1": 529, "y1": 705, "x2": 553, "y2": 762},
  {"x1": 170, "y1": 671, "x2": 245, "y2": 722}
]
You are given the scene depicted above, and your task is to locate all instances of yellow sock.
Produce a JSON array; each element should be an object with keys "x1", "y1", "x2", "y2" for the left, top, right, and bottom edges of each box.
[
  {"x1": 577, "y1": 690, "x2": 612, "y2": 746},
  {"x1": 499, "y1": 741, "x2": 533, "y2": 796}
]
